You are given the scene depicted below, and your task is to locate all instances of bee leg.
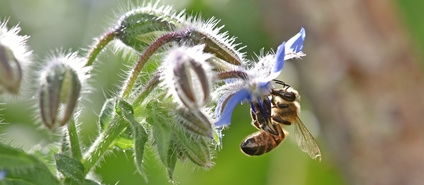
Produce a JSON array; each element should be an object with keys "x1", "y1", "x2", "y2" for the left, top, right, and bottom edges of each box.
[
  {"x1": 261, "y1": 121, "x2": 279, "y2": 135},
  {"x1": 272, "y1": 116, "x2": 292, "y2": 125}
]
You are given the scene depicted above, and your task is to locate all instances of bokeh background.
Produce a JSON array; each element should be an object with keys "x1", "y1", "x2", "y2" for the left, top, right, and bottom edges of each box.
[{"x1": 1, "y1": 0, "x2": 423, "y2": 185}]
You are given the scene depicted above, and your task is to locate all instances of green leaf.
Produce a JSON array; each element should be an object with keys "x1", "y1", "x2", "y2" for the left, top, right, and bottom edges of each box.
[
  {"x1": 116, "y1": 99, "x2": 148, "y2": 181},
  {"x1": 0, "y1": 143, "x2": 60, "y2": 185},
  {"x1": 62, "y1": 178, "x2": 100, "y2": 185},
  {"x1": 82, "y1": 179, "x2": 100, "y2": 185},
  {"x1": 144, "y1": 99, "x2": 177, "y2": 179},
  {"x1": 100, "y1": 98, "x2": 134, "y2": 150},
  {"x1": 112, "y1": 118, "x2": 135, "y2": 149},
  {"x1": 98, "y1": 98, "x2": 116, "y2": 130},
  {"x1": 151, "y1": 117, "x2": 173, "y2": 176},
  {"x1": 165, "y1": 137, "x2": 178, "y2": 180},
  {"x1": 55, "y1": 154, "x2": 84, "y2": 184},
  {"x1": 30, "y1": 143, "x2": 61, "y2": 175}
]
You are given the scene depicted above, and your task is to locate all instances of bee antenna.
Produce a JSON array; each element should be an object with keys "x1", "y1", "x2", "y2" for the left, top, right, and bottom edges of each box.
[{"x1": 272, "y1": 79, "x2": 290, "y2": 89}]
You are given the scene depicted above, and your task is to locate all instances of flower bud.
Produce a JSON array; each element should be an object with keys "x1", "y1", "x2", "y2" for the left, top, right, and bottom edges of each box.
[
  {"x1": 0, "y1": 20, "x2": 31, "y2": 95},
  {"x1": 0, "y1": 44, "x2": 22, "y2": 94},
  {"x1": 39, "y1": 53, "x2": 83, "y2": 130},
  {"x1": 114, "y1": 2, "x2": 184, "y2": 52},
  {"x1": 161, "y1": 45, "x2": 213, "y2": 110}
]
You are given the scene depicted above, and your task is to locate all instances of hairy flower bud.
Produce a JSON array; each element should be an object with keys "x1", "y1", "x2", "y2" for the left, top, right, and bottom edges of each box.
[
  {"x1": 0, "y1": 44, "x2": 21, "y2": 94},
  {"x1": 114, "y1": 2, "x2": 185, "y2": 52},
  {"x1": 0, "y1": 20, "x2": 31, "y2": 95},
  {"x1": 161, "y1": 45, "x2": 213, "y2": 110},
  {"x1": 39, "y1": 52, "x2": 86, "y2": 130}
]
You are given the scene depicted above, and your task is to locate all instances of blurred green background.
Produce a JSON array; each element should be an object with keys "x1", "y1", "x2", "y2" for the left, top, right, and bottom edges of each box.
[{"x1": 0, "y1": 0, "x2": 422, "y2": 184}]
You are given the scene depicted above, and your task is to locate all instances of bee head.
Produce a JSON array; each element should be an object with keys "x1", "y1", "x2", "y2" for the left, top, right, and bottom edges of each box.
[{"x1": 271, "y1": 87, "x2": 299, "y2": 102}]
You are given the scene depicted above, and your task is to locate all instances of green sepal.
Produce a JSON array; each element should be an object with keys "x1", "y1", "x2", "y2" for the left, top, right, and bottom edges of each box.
[
  {"x1": 174, "y1": 128, "x2": 213, "y2": 168},
  {"x1": 174, "y1": 109, "x2": 213, "y2": 138},
  {"x1": 0, "y1": 143, "x2": 60, "y2": 185},
  {"x1": 55, "y1": 154, "x2": 85, "y2": 184}
]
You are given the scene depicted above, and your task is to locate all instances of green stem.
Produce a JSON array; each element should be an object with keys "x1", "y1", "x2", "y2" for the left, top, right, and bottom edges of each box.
[
  {"x1": 67, "y1": 118, "x2": 82, "y2": 160},
  {"x1": 85, "y1": 31, "x2": 116, "y2": 67},
  {"x1": 81, "y1": 73, "x2": 160, "y2": 175},
  {"x1": 132, "y1": 72, "x2": 161, "y2": 106},
  {"x1": 80, "y1": 30, "x2": 176, "y2": 174},
  {"x1": 81, "y1": 117, "x2": 128, "y2": 175},
  {"x1": 120, "y1": 30, "x2": 190, "y2": 99}
]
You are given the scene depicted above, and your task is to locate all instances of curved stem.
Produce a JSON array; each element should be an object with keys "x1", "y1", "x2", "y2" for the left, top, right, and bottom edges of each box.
[
  {"x1": 85, "y1": 31, "x2": 116, "y2": 67},
  {"x1": 120, "y1": 30, "x2": 191, "y2": 99}
]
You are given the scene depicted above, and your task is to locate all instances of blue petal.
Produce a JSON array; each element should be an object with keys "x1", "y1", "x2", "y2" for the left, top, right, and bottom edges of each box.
[
  {"x1": 0, "y1": 170, "x2": 5, "y2": 181},
  {"x1": 257, "y1": 97, "x2": 270, "y2": 120},
  {"x1": 215, "y1": 88, "x2": 251, "y2": 127},
  {"x1": 287, "y1": 27, "x2": 305, "y2": 53},
  {"x1": 270, "y1": 42, "x2": 286, "y2": 78}
]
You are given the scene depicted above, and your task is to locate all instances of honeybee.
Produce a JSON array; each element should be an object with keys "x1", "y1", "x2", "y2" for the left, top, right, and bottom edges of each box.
[
  {"x1": 270, "y1": 87, "x2": 321, "y2": 160},
  {"x1": 240, "y1": 86, "x2": 322, "y2": 160},
  {"x1": 240, "y1": 122, "x2": 288, "y2": 156}
]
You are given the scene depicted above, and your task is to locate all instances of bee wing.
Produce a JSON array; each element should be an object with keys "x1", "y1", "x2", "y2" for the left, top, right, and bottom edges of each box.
[{"x1": 293, "y1": 116, "x2": 322, "y2": 161}]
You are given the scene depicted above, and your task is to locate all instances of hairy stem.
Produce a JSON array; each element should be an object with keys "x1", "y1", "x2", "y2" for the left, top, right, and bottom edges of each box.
[
  {"x1": 120, "y1": 30, "x2": 191, "y2": 99},
  {"x1": 85, "y1": 31, "x2": 116, "y2": 67},
  {"x1": 132, "y1": 72, "x2": 161, "y2": 106},
  {"x1": 67, "y1": 118, "x2": 82, "y2": 160},
  {"x1": 81, "y1": 117, "x2": 128, "y2": 175}
]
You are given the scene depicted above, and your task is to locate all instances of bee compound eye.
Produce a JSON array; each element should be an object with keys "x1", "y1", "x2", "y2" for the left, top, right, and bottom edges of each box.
[{"x1": 283, "y1": 92, "x2": 296, "y2": 101}]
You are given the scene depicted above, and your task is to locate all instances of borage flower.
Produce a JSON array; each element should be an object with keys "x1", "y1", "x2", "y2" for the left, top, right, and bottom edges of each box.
[{"x1": 214, "y1": 28, "x2": 306, "y2": 134}]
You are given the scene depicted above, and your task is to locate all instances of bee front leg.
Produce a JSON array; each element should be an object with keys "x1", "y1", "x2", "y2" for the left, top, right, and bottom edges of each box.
[{"x1": 272, "y1": 116, "x2": 292, "y2": 125}]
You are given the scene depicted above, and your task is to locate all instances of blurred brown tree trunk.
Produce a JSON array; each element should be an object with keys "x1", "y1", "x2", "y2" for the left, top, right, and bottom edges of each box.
[{"x1": 259, "y1": 0, "x2": 424, "y2": 185}]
